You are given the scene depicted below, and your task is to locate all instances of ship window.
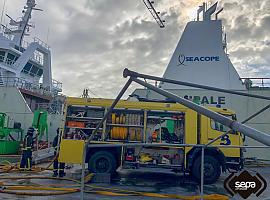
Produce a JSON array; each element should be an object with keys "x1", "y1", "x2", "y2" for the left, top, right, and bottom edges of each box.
[
  {"x1": 210, "y1": 120, "x2": 230, "y2": 132},
  {"x1": 30, "y1": 65, "x2": 39, "y2": 75},
  {"x1": 23, "y1": 63, "x2": 32, "y2": 71},
  {"x1": 15, "y1": 45, "x2": 20, "y2": 51},
  {"x1": 0, "y1": 51, "x2": 5, "y2": 62},
  {"x1": 7, "y1": 53, "x2": 16, "y2": 60},
  {"x1": 37, "y1": 68, "x2": 43, "y2": 76}
]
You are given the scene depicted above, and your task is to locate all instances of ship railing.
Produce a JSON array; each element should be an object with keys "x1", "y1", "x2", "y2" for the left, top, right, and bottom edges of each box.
[
  {"x1": 0, "y1": 24, "x2": 13, "y2": 40},
  {"x1": 52, "y1": 79, "x2": 63, "y2": 92},
  {"x1": 240, "y1": 78, "x2": 270, "y2": 89},
  {"x1": 0, "y1": 55, "x2": 16, "y2": 67},
  {"x1": 22, "y1": 38, "x2": 50, "y2": 50},
  {"x1": 0, "y1": 76, "x2": 52, "y2": 97},
  {"x1": 34, "y1": 37, "x2": 50, "y2": 50},
  {"x1": 5, "y1": 57, "x2": 16, "y2": 66},
  {"x1": 35, "y1": 102, "x2": 62, "y2": 114},
  {"x1": 0, "y1": 26, "x2": 50, "y2": 51}
]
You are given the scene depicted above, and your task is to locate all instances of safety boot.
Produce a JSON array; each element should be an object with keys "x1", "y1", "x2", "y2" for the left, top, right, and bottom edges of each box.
[
  {"x1": 59, "y1": 171, "x2": 66, "y2": 178},
  {"x1": 52, "y1": 171, "x2": 58, "y2": 177}
]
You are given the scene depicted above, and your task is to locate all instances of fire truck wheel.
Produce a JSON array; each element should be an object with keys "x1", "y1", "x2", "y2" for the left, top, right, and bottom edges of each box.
[
  {"x1": 191, "y1": 155, "x2": 221, "y2": 184},
  {"x1": 88, "y1": 151, "x2": 117, "y2": 174}
]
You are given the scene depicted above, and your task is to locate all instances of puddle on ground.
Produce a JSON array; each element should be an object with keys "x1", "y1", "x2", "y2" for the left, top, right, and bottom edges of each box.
[{"x1": 111, "y1": 169, "x2": 202, "y2": 195}]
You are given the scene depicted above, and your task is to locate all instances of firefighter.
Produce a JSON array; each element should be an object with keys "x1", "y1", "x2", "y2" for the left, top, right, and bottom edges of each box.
[
  {"x1": 150, "y1": 125, "x2": 161, "y2": 142},
  {"x1": 52, "y1": 128, "x2": 66, "y2": 177},
  {"x1": 20, "y1": 127, "x2": 34, "y2": 170},
  {"x1": 151, "y1": 129, "x2": 159, "y2": 142}
]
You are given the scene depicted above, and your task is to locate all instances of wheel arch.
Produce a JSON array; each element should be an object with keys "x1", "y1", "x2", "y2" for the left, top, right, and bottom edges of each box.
[
  {"x1": 86, "y1": 146, "x2": 122, "y2": 166},
  {"x1": 186, "y1": 147, "x2": 226, "y2": 172}
]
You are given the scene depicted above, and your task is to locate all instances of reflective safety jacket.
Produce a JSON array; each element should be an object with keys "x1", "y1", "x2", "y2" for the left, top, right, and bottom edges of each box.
[
  {"x1": 53, "y1": 135, "x2": 61, "y2": 151},
  {"x1": 22, "y1": 135, "x2": 33, "y2": 151}
]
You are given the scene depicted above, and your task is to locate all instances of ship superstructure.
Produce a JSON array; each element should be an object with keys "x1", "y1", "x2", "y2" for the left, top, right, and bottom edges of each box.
[
  {"x1": 0, "y1": 0, "x2": 63, "y2": 143},
  {"x1": 131, "y1": 2, "x2": 270, "y2": 159},
  {"x1": 160, "y1": 2, "x2": 245, "y2": 91},
  {"x1": 0, "y1": 0, "x2": 62, "y2": 108}
]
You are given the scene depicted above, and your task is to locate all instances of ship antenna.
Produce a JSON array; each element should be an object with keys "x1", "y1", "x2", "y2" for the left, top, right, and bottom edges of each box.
[
  {"x1": 143, "y1": 0, "x2": 165, "y2": 28},
  {"x1": 0, "y1": 0, "x2": 7, "y2": 25},
  {"x1": 46, "y1": 27, "x2": 50, "y2": 44}
]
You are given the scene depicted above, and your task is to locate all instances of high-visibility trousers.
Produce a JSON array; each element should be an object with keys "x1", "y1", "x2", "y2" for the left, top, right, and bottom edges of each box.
[
  {"x1": 20, "y1": 150, "x2": 32, "y2": 170},
  {"x1": 53, "y1": 151, "x2": 65, "y2": 175}
]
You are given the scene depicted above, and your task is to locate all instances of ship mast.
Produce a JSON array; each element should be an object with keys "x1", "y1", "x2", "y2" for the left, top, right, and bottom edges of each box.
[{"x1": 6, "y1": 0, "x2": 41, "y2": 47}]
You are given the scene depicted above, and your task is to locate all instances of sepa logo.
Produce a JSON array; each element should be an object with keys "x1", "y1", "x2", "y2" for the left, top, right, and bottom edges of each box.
[
  {"x1": 224, "y1": 170, "x2": 267, "y2": 199},
  {"x1": 178, "y1": 53, "x2": 220, "y2": 66},
  {"x1": 235, "y1": 181, "x2": 256, "y2": 191}
]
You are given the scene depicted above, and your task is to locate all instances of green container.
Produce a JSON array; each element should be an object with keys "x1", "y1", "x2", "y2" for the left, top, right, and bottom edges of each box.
[
  {"x1": 0, "y1": 140, "x2": 20, "y2": 154},
  {"x1": 32, "y1": 110, "x2": 48, "y2": 140},
  {"x1": 166, "y1": 120, "x2": 175, "y2": 134}
]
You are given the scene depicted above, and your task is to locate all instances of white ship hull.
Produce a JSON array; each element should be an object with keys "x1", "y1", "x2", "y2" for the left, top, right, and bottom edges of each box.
[{"x1": 0, "y1": 87, "x2": 63, "y2": 142}]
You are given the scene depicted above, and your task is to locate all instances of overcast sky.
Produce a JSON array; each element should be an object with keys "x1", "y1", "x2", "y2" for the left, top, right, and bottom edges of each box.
[{"x1": 1, "y1": 0, "x2": 270, "y2": 98}]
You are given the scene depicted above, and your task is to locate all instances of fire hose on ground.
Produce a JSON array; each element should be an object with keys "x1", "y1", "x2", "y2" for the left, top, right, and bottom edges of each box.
[
  {"x1": 1, "y1": 153, "x2": 268, "y2": 199},
  {"x1": 0, "y1": 154, "x2": 231, "y2": 199},
  {"x1": 0, "y1": 174, "x2": 229, "y2": 199}
]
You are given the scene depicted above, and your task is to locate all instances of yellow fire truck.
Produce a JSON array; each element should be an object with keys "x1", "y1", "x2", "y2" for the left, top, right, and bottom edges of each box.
[{"x1": 60, "y1": 97, "x2": 244, "y2": 184}]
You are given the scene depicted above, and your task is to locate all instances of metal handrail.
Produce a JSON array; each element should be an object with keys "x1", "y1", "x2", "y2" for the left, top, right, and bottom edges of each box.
[
  {"x1": 34, "y1": 37, "x2": 50, "y2": 50},
  {"x1": 52, "y1": 79, "x2": 63, "y2": 91},
  {"x1": 123, "y1": 69, "x2": 270, "y2": 101},
  {"x1": 0, "y1": 76, "x2": 52, "y2": 96},
  {"x1": 0, "y1": 56, "x2": 17, "y2": 66},
  {"x1": 240, "y1": 78, "x2": 270, "y2": 88},
  {"x1": 36, "y1": 102, "x2": 62, "y2": 114},
  {"x1": 0, "y1": 24, "x2": 13, "y2": 40}
]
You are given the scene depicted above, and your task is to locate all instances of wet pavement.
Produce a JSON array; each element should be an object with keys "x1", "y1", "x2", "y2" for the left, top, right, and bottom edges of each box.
[{"x1": 0, "y1": 166, "x2": 269, "y2": 200}]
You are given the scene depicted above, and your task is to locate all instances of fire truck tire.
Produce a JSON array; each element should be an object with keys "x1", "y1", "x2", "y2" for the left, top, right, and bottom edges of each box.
[
  {"x1": 88, "y1": 151, "x2": 117, "y2": 174},
  {"x1": 191, "y1": 155, "x2": 221, "y2": 184}
]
